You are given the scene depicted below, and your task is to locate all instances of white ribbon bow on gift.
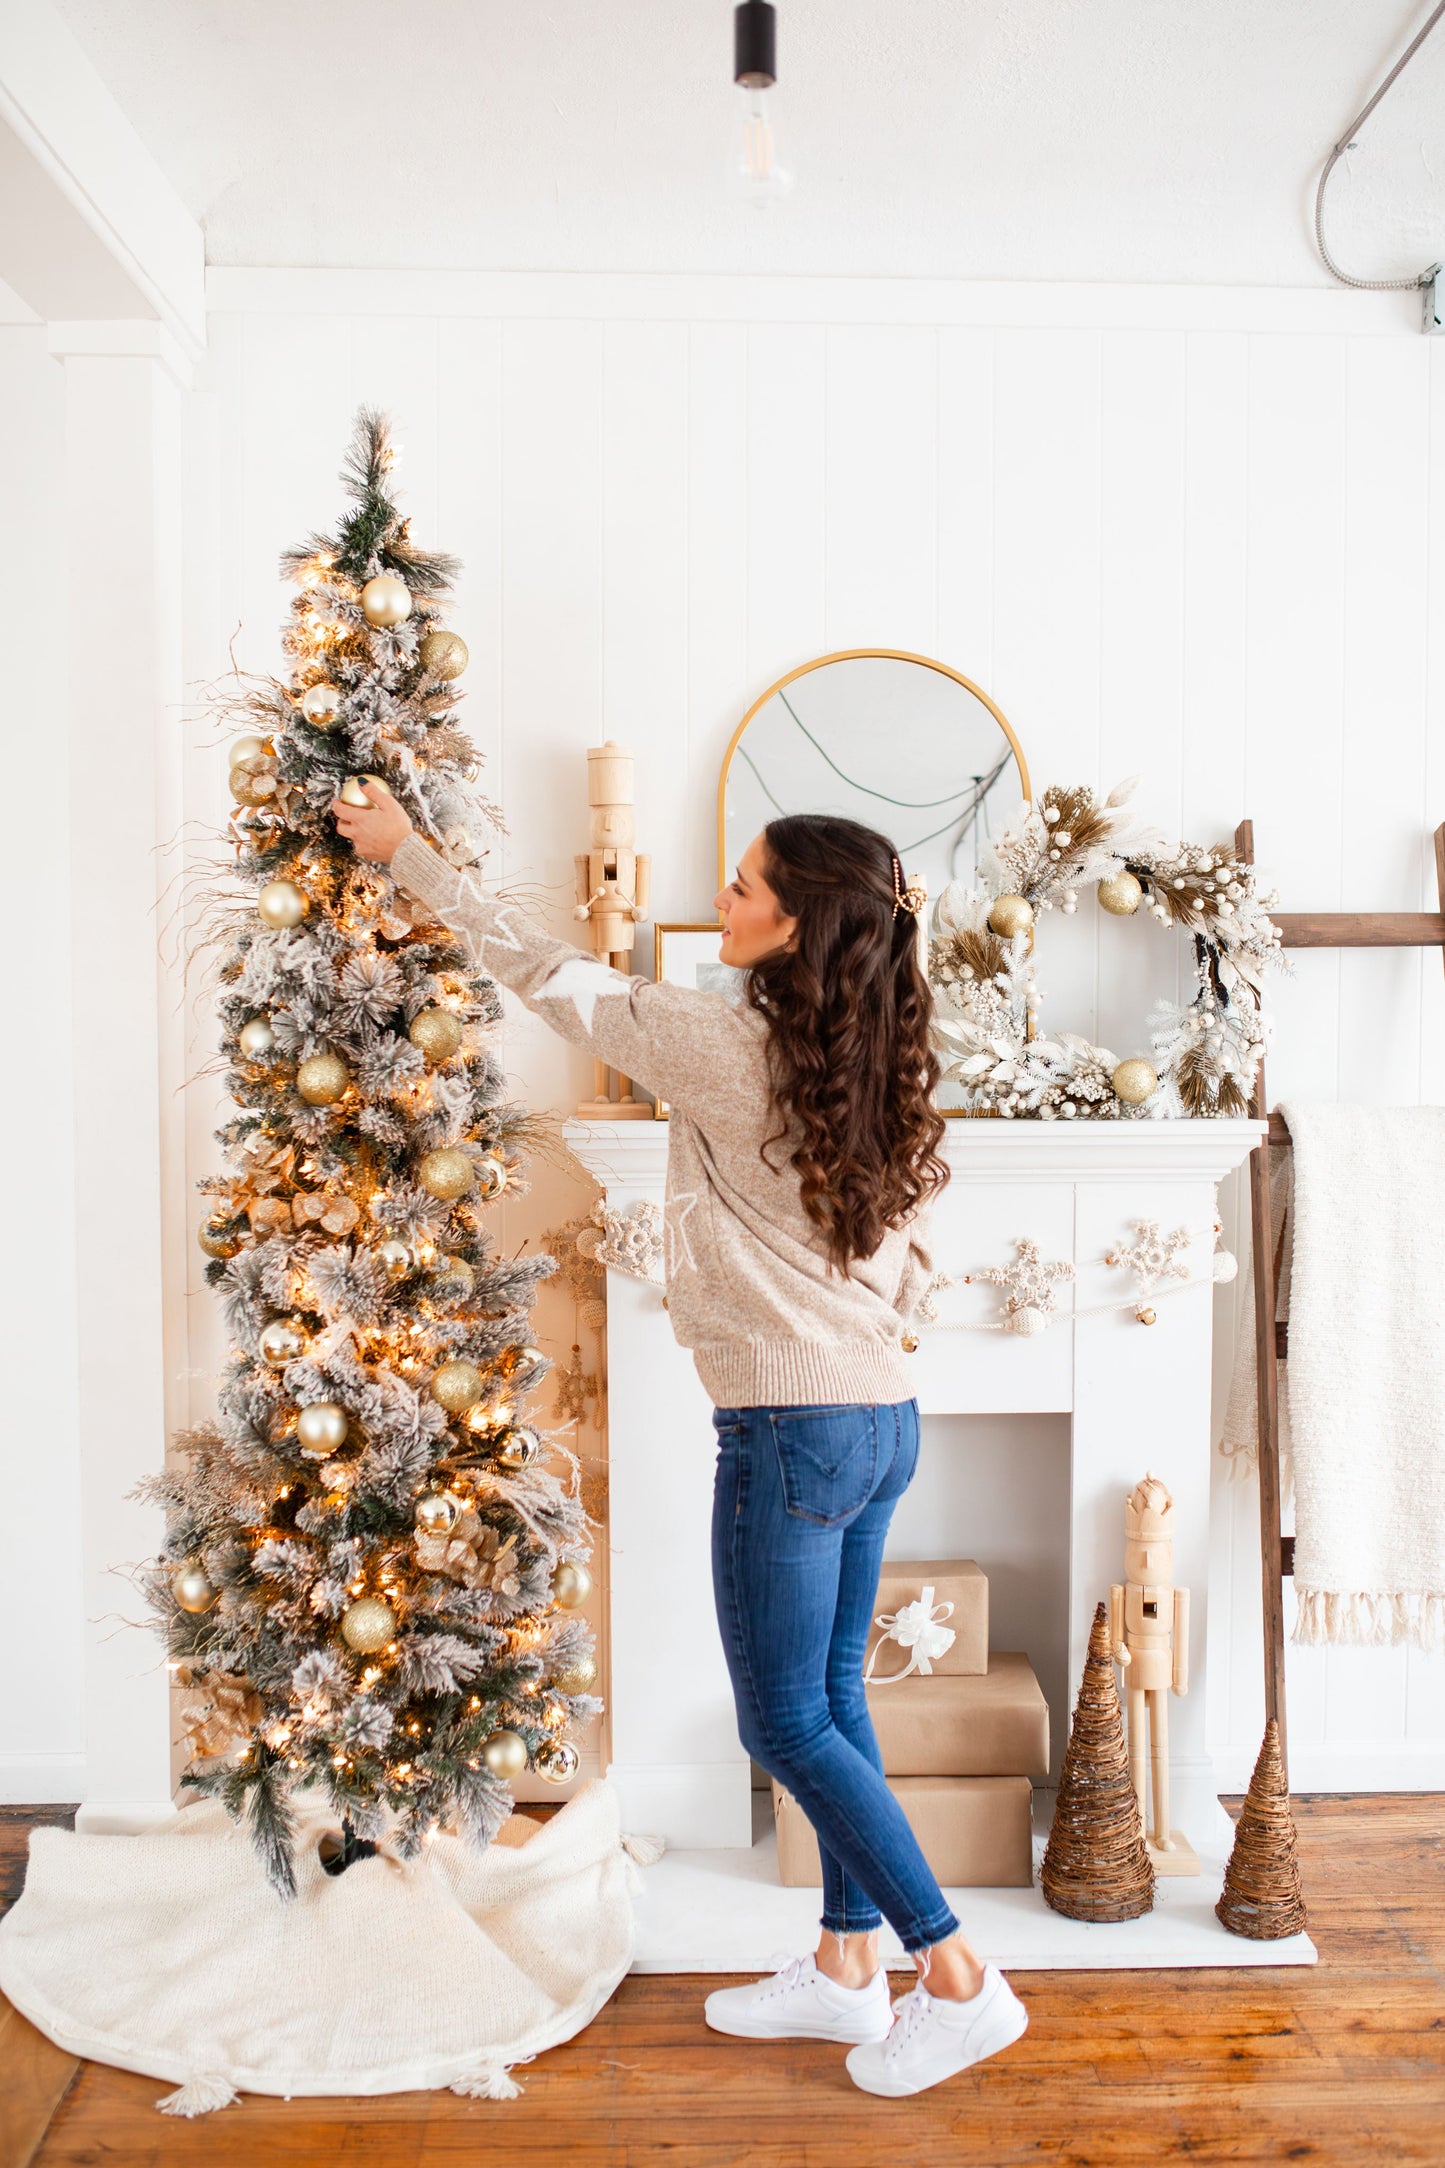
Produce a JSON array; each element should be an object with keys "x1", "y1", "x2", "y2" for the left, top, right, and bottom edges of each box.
[{"x1": 863, "y1": 1585, "x2": 957, "y2": 1685}]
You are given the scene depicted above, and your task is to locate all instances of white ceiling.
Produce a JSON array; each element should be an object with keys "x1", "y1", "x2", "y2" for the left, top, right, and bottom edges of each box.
[{"x1": 51, "y1": 1, "x2": 1445, "y2": 285}]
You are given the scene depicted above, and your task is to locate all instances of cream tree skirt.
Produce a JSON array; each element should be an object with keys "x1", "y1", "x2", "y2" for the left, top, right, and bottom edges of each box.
[{"x1": 0, "y1": 1779, "x2": 646, "y2": 2115}]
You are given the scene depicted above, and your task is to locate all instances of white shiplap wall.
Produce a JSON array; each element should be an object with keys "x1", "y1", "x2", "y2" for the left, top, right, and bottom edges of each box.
[{"x1": 183, "y1": 273, "x2": 1445, "y2": 1792}]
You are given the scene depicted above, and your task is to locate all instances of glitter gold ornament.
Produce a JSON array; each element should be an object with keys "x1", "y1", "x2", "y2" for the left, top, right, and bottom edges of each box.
[
  {"x1": 360, "y1": 573, "x2": 412, "y2": 627},
  {"x1": 301, "y1": 683, "x2": 343, "y2": 728},
  {"x1": 340, "y1": 1596, "x2": 397, "y2": 1652},
  {"x1": 296, "y1": 1401, "x2": 349, "y2": 1456},
  {"x1": 408, "y1": 1008, "x2": 464, "y2": 1064},
  {"x1": 987, "y1": 894, "x2": 1035, "y2": 939},
  {"x1": 535, "y1": 1738, "x2": 581, "y2": 1785},
  {"x1": 231, "y1": 767, "x2": 274, "y2": 808},
  {"x1": 198, "y1": 1217, "x2": 239, "y2": 1260},
  {"x1": 550, "y1": 1559, "x2": 592, "y2": 1611},
  {"x1": 432, "y1": 1359, "x2": 485, "y2": 1414},
  {"x1": 481, "y1": 1728, "x2": 528, "y2": 1780},
  {"x1": 434, "y1": 1256, "x2": 475, "y2": 1302},
  {"x1": 418, "y1": 628, "x2": 469, "y2": 681},
  {"x1": 1112, "y1": 1058, "x2": 1159, "y2": 1106},
  {"x1": 418, "y1": 1147, "x2": 474, "y2": 1201},
  {"x1": 259, "y1": 1317, "x2": 307, "y2": 1367},
  {"x1": 338, "y1": 772, "x2": 393, "y2": 807},
  {"x1": 229, "y1": 733, "x2": 269, "y2": 765},
  {"x1": 172, "y1": 1563, "x2": 219, "y2": 1614},
  {"x1": 1098, "y1": 870, "x2": 1144, "y2": 916},
  {"x1": 552, "y1": 1652, "x2": 598, "y2": 1695},
  {"x1": 257, "y1": 879, "x2": 308, "y2": 930},
  {"x1": 414, "y1": 1489, "x2": 461, "y2": 1537},
  {"x1": 496, "y1": 1425, "x2": 544, "y2": 1472},
  {"x1": 238, "y1": 1017, "x2": 276, "y2": 1060},
  {"x1": 376, "y1": 1237, "x2": 412, "y2": 1281},
  {"x1": 296, "y1": 1052, "x2": 350, "y2": 1105}
]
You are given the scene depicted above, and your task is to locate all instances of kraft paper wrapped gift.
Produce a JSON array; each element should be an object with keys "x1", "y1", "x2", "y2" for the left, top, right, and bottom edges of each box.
[
  {"x1": 772, "y1": 1776, "x2": 1034, "y2": 1889},
  {"x1": 866, "y1": 1652, "x2": 1050, "y2": 1779},
  {"x1": 865, "y1": 1559, "x2": 988, "y2": 1679}
]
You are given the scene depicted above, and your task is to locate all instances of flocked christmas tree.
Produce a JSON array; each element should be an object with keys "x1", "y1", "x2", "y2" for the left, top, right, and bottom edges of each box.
[{"x1": 141, "y1": 409, "x2": 599, "y2": 1896}]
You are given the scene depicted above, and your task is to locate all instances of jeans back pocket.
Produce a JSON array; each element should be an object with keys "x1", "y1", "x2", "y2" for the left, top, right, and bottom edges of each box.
[{"x1": 769, "y1": 1405, "x2": 880, "y2": 1526}]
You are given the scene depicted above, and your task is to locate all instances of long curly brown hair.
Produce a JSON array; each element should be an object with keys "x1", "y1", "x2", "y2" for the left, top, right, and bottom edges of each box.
[{"x1": 744, "y1": 814, "x2": 949, "y2": 1271}]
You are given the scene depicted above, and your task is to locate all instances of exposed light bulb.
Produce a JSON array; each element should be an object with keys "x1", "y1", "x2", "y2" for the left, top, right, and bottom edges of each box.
[{"x1": 730, "y1": 2, "x2": 792, "y2": 207}]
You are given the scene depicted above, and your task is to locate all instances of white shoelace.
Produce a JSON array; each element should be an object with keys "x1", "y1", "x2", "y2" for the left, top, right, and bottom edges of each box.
[{"x1": 758, "y1": 1954, "x2": 812, "y2": 2005}]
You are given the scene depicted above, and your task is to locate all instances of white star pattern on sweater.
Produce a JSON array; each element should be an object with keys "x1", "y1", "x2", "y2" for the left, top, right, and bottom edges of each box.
[
  {"x1": 533, "y1": 954, "x2": 620, "y2": 1029},
  {"x1": 665, "y1": 1191, "x2": 699, "y2": 1276},
  {"x1": 476, "y1": 906, "x2": 529, "y2": 958}
]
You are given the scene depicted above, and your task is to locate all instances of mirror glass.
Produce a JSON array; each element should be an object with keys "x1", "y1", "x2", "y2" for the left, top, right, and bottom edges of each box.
[{"x1": 718, "y1": 651, "x2": 1030, "y2": 902}]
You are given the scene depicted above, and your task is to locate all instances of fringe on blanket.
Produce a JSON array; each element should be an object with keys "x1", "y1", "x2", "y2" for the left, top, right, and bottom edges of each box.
[{"x1": 1294, "y1": 1589, "x2": 1445, "y2": 1653}]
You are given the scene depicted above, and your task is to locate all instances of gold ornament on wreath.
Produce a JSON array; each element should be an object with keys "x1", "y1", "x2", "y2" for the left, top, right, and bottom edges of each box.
[{"x1": 928, "y1": 779, "x2": 1282, "y2": 1120}]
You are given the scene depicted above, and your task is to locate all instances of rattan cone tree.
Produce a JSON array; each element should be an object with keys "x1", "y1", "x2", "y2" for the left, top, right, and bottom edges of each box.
[
  {"x1": 1216, "y1": 1719, "x2": 1307, "y2": 1939},
  {"x1": 1041, "y1": 1601, "x2": 1155, "y2": 1921}
]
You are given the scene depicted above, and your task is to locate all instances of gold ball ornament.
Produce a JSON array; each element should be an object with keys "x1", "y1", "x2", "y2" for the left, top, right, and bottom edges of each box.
[
  {"x1": 535, "y1": 1738, "x2": 581, "y2": 1785},
  {"x1": 987, "y1": 894, "x2": 1035, "y2": 940},
  {"x1": 296, "y1": 1401, "x2": 349, "y2": 1456},
  {"x1": 1098, "y1": 870, "x2": 1144, "y2": 916},
  {"x1": 198, "y1": 1217, "x2": 239, "y2": 1260},
  {"x1": 433, "y1": 1256, "x2": 475, "y2": 1302},
  {"x1": 340, "y1": 1597, "x2": 397, "y2": 1653},
  {"x1": 238, "y1": 1017, "x2": 276, "y2": 1060},
  {"x1": 414, "y1": 1489, "x2": 462, "y2": 1536},
  {"x1": 376, "y1": 1238, "x2": 412, "y2": 1281},
  {"x1": 296, "y1": 1052, "x2": 350, "y2": 1105},
  {"x1": 300, "y1": 684, "x2": 343, "y2": 729},
  {"x1": 360, "y1": 573, "x2": 412, "y2": 627},
  {"x1": 230, "y1": 767, "x2": 274, "y2": 808},
  {"x1": 418, "y1": 1147, "x2": 474, "y2": 1201},
  {"x1": 259, "y1": 1317, "x2": 307, "y2": 1367},
  {"x1": 474, "y1": 1155, "x2": 508, "y2": 1200},
  {"x1": 552, "y1": 1652, "x2": 598, "y2": 1695},
  {"x1": 418, "y1": 628, "x2": 470, "y2": 681},
  {"x1": 481, "y1": 1728, "x2": 529, "y2": 1781},
  {"x1": 408, "y1": 1008, "x2": 464, "y2": 1064},
  {"x1": 507, "y1": 1344, "x2": 545, "y2": 1376},
  {"x1": 496, "y1": 1425, "x2": 544, "y2": 1473},
  {"x1": 432, "y1": 1359, "x2": 485, "y2": 1415},
  {"x1": 550, "y1": 1559, "x2": 592, "y2": 1611},
  {"x1": 257, "y1": 879, "x2": 308, "y2": 930},
  {"x1": 171, "y1": 1563, "x2": 219, "y2": 1614},
  {"x1": 1111, "y1": 1057, "x2": 1159, "y2": 1106},
  {"x1": 338, "y1": 772, "x2": 393, "y2": 807},
  {"x1": 229, "y1": 733, "x2": 269, "y2": 765}
]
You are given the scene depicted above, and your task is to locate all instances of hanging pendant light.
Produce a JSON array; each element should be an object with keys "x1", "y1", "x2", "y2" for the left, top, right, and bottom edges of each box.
[{"x1": 731, "y1": 2, "x2": 793, "y2": 205}]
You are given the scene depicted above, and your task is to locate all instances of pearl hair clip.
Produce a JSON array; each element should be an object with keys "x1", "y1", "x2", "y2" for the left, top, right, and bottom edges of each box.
[{"x1": 891, "y1": 855, "x2": 927, "y2": 919}]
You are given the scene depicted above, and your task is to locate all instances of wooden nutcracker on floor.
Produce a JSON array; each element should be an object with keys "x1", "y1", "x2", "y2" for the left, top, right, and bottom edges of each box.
[
  {"x1": 1109, "y1": 1473, "x2": 1198, "y2": 1875},
  {"x1": 574, "y1": 739, "x2": 653, "y2": 1117}
]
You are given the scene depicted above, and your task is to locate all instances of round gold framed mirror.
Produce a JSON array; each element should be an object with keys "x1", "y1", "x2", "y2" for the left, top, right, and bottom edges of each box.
[{"x1": 717, "y1": 649, "x2": 1031, "y2": 900}]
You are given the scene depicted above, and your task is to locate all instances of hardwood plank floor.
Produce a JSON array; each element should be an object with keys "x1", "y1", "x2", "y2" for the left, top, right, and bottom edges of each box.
[{"x1": 1, "y1": 1796, "x2": 1440, "y2": 2167}]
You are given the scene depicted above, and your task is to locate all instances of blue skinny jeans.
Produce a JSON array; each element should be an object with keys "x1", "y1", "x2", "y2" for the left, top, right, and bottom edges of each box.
[{"x1": 709, "y1": 1397, "x2": 961, "y2": 1953}]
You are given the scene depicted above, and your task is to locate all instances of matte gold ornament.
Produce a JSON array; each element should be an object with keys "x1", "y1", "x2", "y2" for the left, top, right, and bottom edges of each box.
[
  {"x1": 376, "y1": 1237, "x2": 412, "y2": 1281},
  {"x1": 340, "y1": 1596, "x2": 397, "y2": 1652},
  {"x1": 260, "y1": 1317, "x2": 307, "y2": 1367},
  {"x1": 238, "y1": 1017, "x2": 276, "y2": 1060},
  {"x1": 257, "y1": 879, "x2": 308, "y2": 929},
  {"x1": 360, "y1": 573, "x2": 412, "y2": 627},
  {"x1": 418, "y1": 1147, "x2": 474, "y2": 1201},
  {"x1": 414, "y1": 1489, "x2": 462, "y2": 1537},
  {"x1": 338, "y1": 772, "x2": 393, "y2": 807},
  {"x1": 229, "y1": 733, "x2": 269, "y2": 765},
  {"x1": 496, "y1": 1425, "x2": 544, "y2": 1473},
  {"x1": 434, "y1": 1255, "x2": 475, "y2": 1301},
  {"x1": 418, "y1": 628, "x2": 469, "y2": 681},
  {"x1": 198, "y1": 1217, "x2": 239, "y2": 1260},
  {"x1": 988, "y1": 894, "x2": 1035, "y2": 939},
  {"x1": 296, "y1": 1052, "x2": 350, "y2": 1105},
  {"x1": 535, "y1": 1738, "x2": 581, "y2": 1785},
  {"x1": 172, "y1": 1563, "x2": 219, "y2": 1614},
  {"x1": 301, "y1": 683, "x2": 343, "y2": 728},
  {"x1": 1112, "y1": 1058, "x2": 1159, "y2": 1106},
  {"x1": 474, "y1": 1154, "x2": 508, "y2": 1200},
  {"x1": 1098, "y1": 870, "x2": 1144, "y2": 916},
  {"x1": 296, "y1": 1401, "x2": 349, "y2": 1456},
  {"x1": 552, "y1": 1652, "x2": 598, "y2": 1695},
  {"x1": 550, "y1": 1559, "x2": 592, "y2": 1611},
  {"x1": 431, "y1": 1359, "x2": 485, "y2": 1414},
  {"x1": 481, "y1": 1728, "x2": 528, "y2": 1780},
  {"x1": 408, "y1": 1008, "x2": 464, "y2": 1064}
]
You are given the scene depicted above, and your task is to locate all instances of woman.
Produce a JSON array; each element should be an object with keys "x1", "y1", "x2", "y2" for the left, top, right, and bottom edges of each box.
[{"x1": 334, "y1": 784, "x2": 1028, "y2": 2099}]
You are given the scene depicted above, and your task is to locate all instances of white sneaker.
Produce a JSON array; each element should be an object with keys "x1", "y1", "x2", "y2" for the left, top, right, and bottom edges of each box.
[
  {"x1": 704, "y1": 1955, "x2": 893, "y2": 2044},
  {"x1": 845, "y1": 1965, "x2": 1028, "y2": 2096}
]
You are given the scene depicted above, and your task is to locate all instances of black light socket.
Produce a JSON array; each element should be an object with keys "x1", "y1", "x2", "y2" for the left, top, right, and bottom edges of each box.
[{"x1": 734, "y1": 1, "x2": 777, "y2": 89}]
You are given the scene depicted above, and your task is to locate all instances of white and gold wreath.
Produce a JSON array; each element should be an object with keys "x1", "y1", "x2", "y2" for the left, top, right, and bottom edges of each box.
[{"x1": 928, "y1": 779, "x2": 1282, "y2": 1120}]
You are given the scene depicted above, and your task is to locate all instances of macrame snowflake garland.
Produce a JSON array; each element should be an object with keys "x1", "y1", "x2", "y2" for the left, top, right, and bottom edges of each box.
[{"x1": 967, "y1": 1237, "x2": 1075, "y2": 1337}]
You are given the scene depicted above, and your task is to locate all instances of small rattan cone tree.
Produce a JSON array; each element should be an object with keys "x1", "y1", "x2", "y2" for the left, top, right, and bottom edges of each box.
[
  {"x1": 1216, "y1": 1719, "x2": 1307, "y2": 1939},
  {"x1": 1041, "y1": 1601, "x2": 1155, "y2": 1921}
]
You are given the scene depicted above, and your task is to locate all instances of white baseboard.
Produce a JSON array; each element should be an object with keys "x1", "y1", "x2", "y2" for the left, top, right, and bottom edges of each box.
[{"x1": 0, "y1": 1752, "x2": 86, "y2": 1804}]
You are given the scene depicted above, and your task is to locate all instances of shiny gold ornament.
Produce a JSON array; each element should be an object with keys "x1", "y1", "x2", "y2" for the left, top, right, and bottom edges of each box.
[
  {"x1": 376, "y1": 1237, "x2": 412, "y2": 1281},
  {"x1": 172, "y1": 1563, "x2": 219, "y2": 1614},
  {"x1": 338, "y1": 772, "x2": 393, "y2": 807},
  {"x1": 301, "y1": 683, "x2": 343, "y2": 729},
  {"x1": 297, "y1": 1052, "x2": 350, "y2": 1105},
  {"x1": 535, "y1": 1738, "x2": 581, "y2": 1785},
  {"x1": 408, "y1": 1008, "x2": 464, "y2": 1064},
  {"x1": 552, "y1": 1652, "x2": 598, "y2": 1695},
  {"x1": 987, "y1": 894, "x2": 1035, "y2": 939},
  {"x1": 238, "y1": 1017, "x2": 276, "y2": 1060},
  {"x1": 474, "y1": 1154, "x2": 508, "y2": 1200},
  {"x1": 296, "y1": 1401, "x2": 349, "y2": 1456},
  {"x1": 230, "y1": 767, "x2": 274, "y2": 808},
  {"x1": 509, "y1": 1345, "x2": 545, "y2": 1375},
  {"x1": 257, "y1": 879, "x2": 308, "y2": 930},
  {"x1": 550, "y1": 1559, "x2": 592, "y2": 1611},
  {"x1": 260, "y1": 1317, "x2": 307, "y2": 1367},
  {"x1": 1111, "y1": 1057, "x2": 1159, "y2": 1106},
  {"x1": 418, "y1": 1147, "x2": 474, "y2": 1201},
  {"x1": 418, "y1": 628, "x2": 469, "y2": 681},
  {"x1": 481, "y1": 1728, "x2": 528, "y2": 1780},
  {"x1": 432, "y1": 1359, "x2": 485, "y2": 1414},
  {"x1": 414, "y1": 1489, "x2": 462, "y2": 1537},
  {"x1": 198, "y1": 1217, "x2": 239, "y2": 1260},
  {"x1": 496, "y1": 1425, "x2": 544, "y2": 1473},
  {"x1": 434, "y1": 1256, "x2": 475, "y2": 1302},
  {"x1": 229, "y1": 733, "x2": 269, "y2": 765},
  {"x1": 360, "y1": 573, "x2": 412, "y2": 627},
  {"x1": 1098, "y1": 870, "x2": 1144, "y2": 916},
  {"x1": 340, "y1": 1596, "x2": 397, "y2": 1652}
]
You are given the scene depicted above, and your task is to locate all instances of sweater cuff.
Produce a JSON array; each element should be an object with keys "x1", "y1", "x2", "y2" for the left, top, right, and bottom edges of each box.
[{"x1": 392, "y1": 831, "x2": 464, "y2": 917}]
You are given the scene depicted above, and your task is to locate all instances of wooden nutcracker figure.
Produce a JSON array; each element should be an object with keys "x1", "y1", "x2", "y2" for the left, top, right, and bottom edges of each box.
[
  {"x1": 1109, "y1": 1473, "x2": 1198, "y2": 1875},
  {"x1": 574, "y1": 740, "x2": 652, "y2": 1117}
]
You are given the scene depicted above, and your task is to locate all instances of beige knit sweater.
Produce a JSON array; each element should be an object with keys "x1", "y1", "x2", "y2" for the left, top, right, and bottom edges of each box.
[{"x1": 393, "y1": 834, "x2": 934, "y2": 1409}]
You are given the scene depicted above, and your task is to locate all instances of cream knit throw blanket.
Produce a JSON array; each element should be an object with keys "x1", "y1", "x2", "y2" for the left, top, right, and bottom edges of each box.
[
  {"x1": 1236, "y1": 1102, "x2": 1445, "y2": 1650},
  {"x1": 0, "y1": 1780, "x2": 647, "y2": 2115}
]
